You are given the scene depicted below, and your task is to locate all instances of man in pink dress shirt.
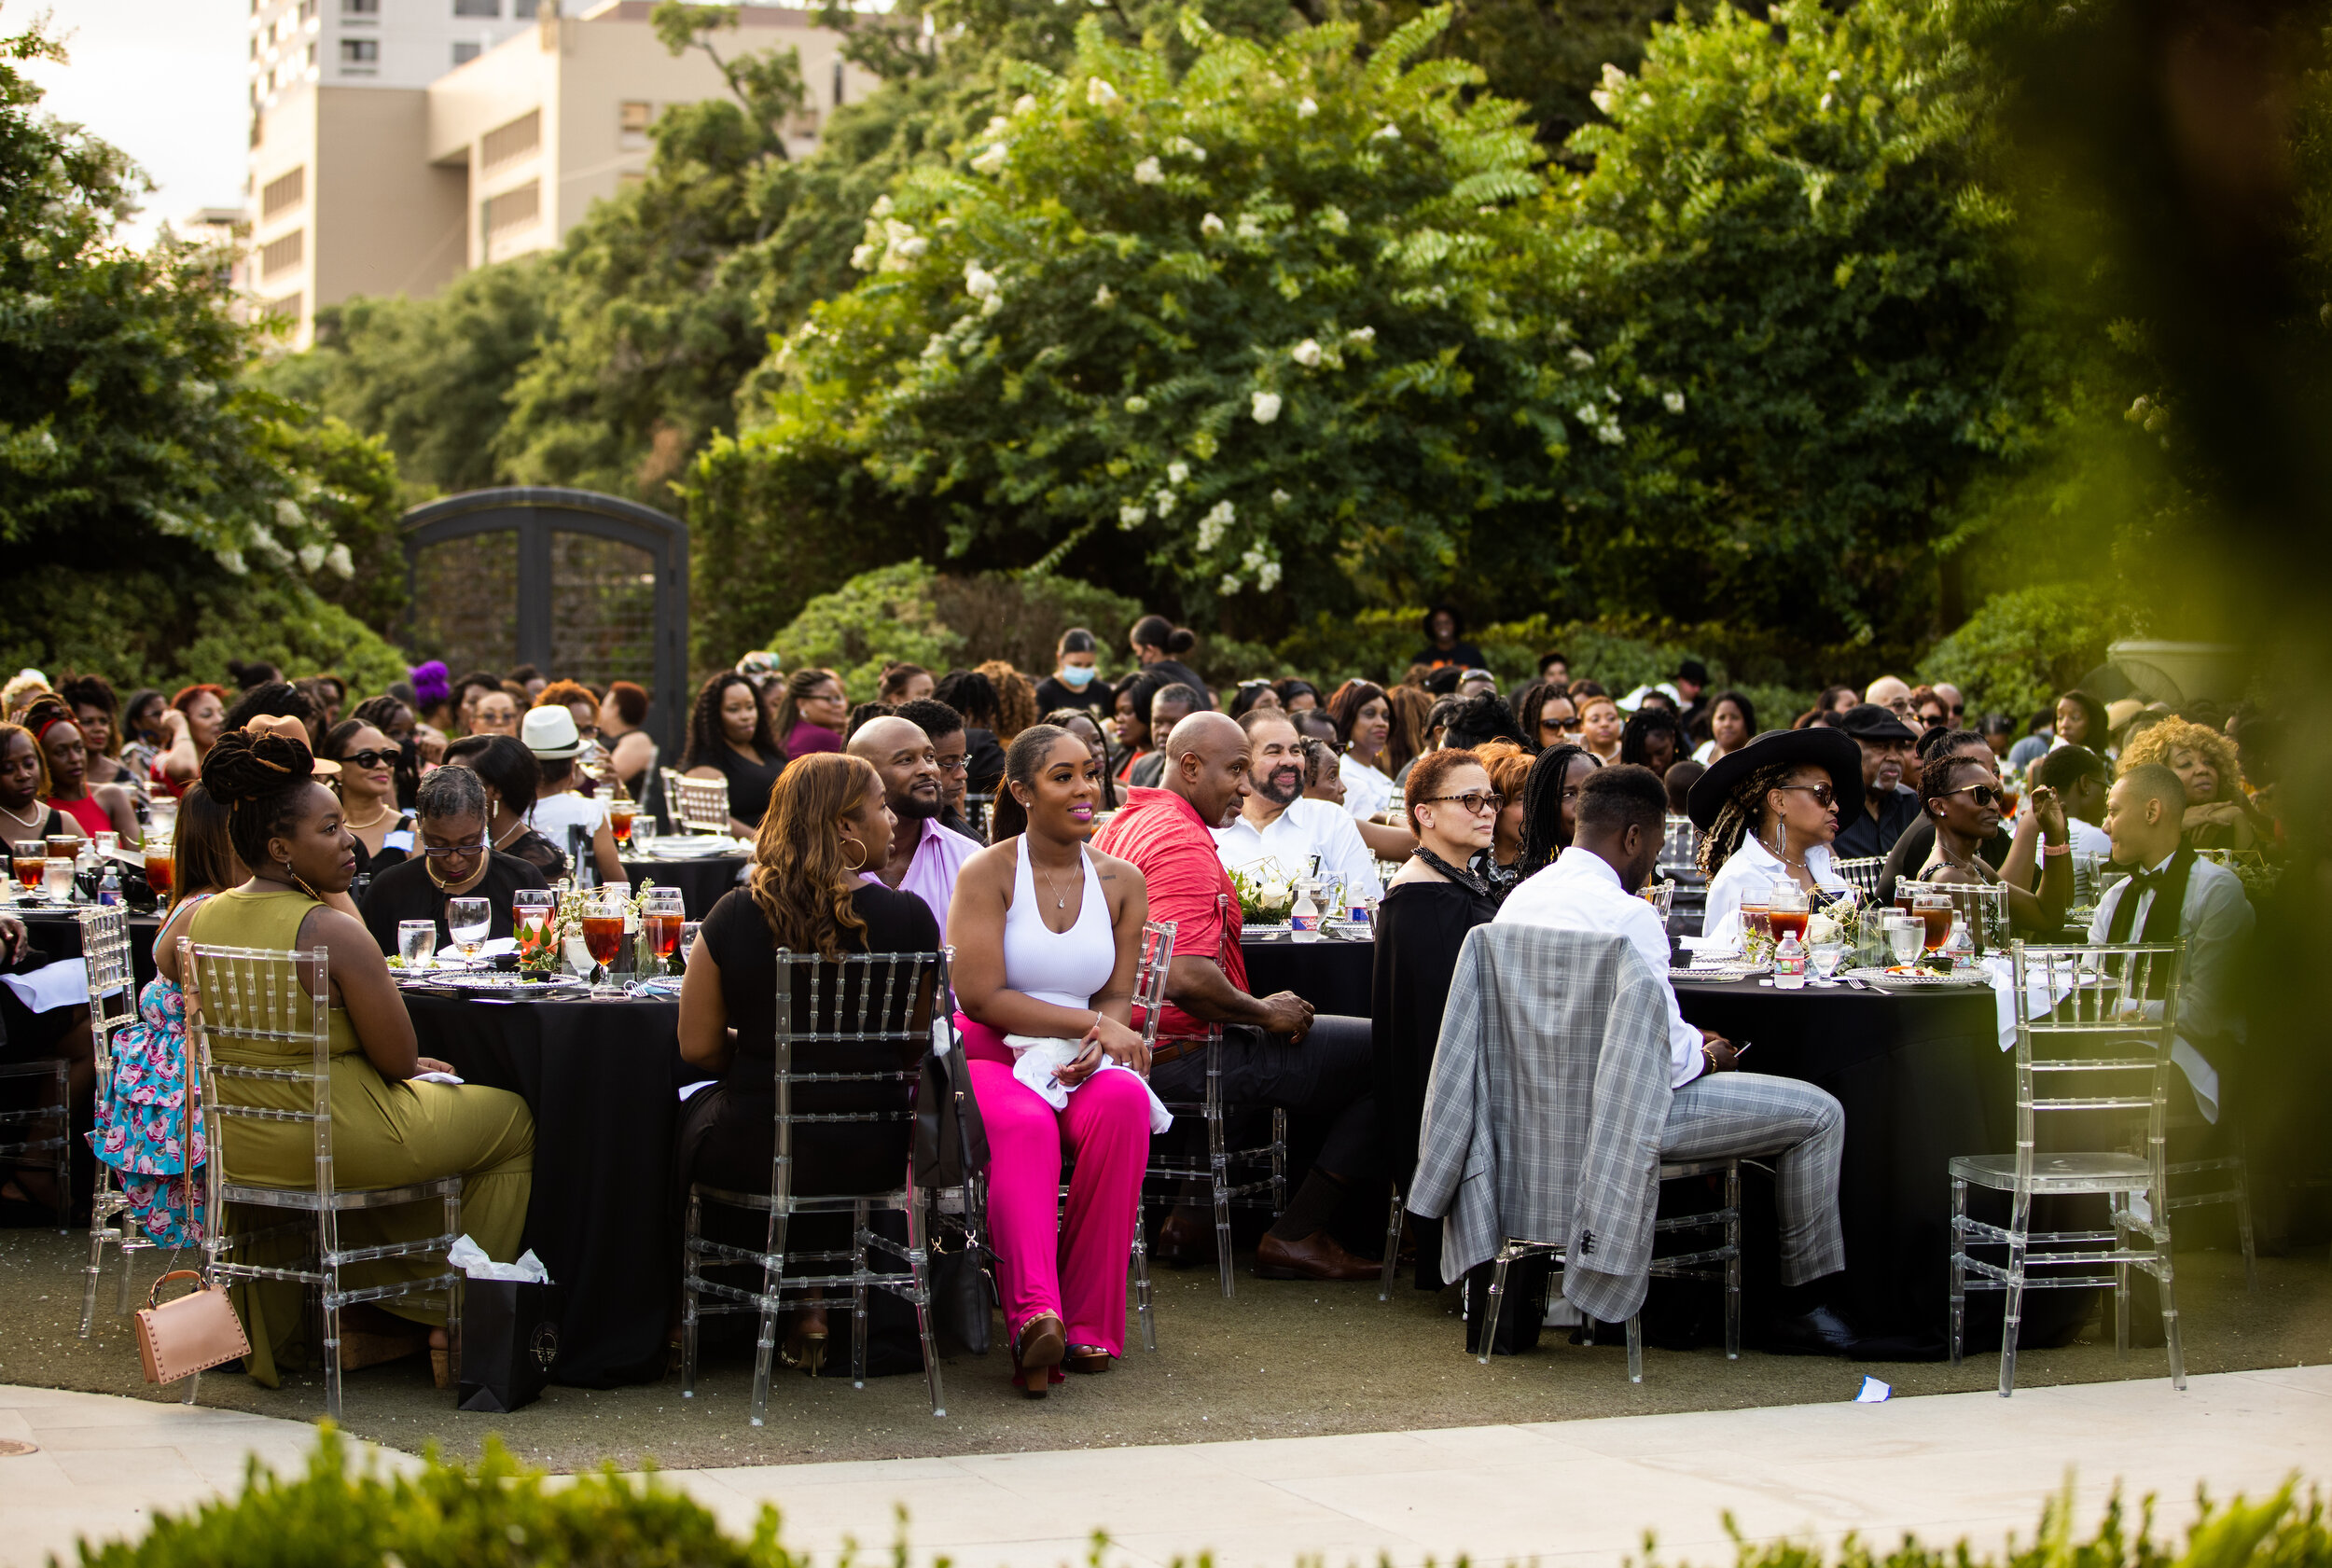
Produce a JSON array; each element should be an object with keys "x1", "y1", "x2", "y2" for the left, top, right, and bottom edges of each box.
[{"x1": 850, "y1": 715, "x2": 983, "y2": 930}]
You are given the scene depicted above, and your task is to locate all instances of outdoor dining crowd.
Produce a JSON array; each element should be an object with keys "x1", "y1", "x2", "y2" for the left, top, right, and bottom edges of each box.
[{"x1": 0, "y1": 603, "x2": 2289, "y2": 1404}]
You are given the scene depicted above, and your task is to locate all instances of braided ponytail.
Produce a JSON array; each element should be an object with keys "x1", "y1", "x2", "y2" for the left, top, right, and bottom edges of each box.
[{"x1": 1695, "y1": 762, "x2": 1797, "y2": 878}]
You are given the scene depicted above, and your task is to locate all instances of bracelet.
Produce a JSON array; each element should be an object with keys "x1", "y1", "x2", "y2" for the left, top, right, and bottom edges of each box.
[
  {"x1": 1701, "y1": 1041, "x2": 1721, "y2": 1074},
  {"x1": 2040, "y1": 841, "x2": 2071, "y2": 857}
]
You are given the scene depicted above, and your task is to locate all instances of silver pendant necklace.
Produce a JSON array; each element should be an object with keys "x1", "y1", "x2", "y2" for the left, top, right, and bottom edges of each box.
[{"x1": 1036, "y1": 848, "x2": 1078, "y2": 909}]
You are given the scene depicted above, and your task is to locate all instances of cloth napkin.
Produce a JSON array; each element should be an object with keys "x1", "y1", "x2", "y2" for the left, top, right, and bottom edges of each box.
[
  {"x1": 0, "y1": 957, "x2": 87, "y2": 1014},
  {"x1": 1006, "y1": 1034, "x2": 1172, "y2": 1133},
  {"x1": 448, "y1": 1234, "x2": 551, "y2": 1284}
]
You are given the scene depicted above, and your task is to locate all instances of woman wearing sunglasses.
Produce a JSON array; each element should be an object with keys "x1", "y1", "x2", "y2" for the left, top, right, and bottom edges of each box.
[
  {"x1": 1371, "y1": 746, "x2": 1502, "y2": 1292},
  {"x1": 321, "y1": 718, "x2": 417, "y2": 876},
  {"x1": 1687, "y1": 727, "x2": 1863, "y2": 939},
  {"x1": 1914, "y1": 752, "x2": 2073, "y2": 932}
]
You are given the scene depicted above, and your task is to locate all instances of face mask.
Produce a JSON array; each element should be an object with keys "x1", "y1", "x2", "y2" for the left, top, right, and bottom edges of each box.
[{"x1": 1058, "y1": 666, "x2": 1097, "y2": 689}]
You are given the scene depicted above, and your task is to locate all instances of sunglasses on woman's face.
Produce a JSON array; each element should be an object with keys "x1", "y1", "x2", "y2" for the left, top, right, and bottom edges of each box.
[
  {"x1": 340, "y1": 748, "x2": 397, "y2": 770},
  {"x1": 1421, "y1": 791, "x2": 1505, "y2": 816},
  {"x1": 1775, "y1": 783, "x2": 1837, "y2": 809},
  {"x1": 1543, "y1": 717, "x2": 1581, "y2": 733},
  {"x1": 1942, "y1": 782, "x2": 2004, "y2": 808}
]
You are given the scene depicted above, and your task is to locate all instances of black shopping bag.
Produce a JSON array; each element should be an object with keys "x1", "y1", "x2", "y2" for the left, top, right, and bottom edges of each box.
[
  {"x1": 1463, "y1": 1256, "x2": 1550, "y2": 1357},
  {"x1": 457, "y1": 1281, "x2": 560, "y2": 1413}
]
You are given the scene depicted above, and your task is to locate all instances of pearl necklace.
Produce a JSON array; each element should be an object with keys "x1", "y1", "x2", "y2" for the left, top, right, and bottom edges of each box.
[{"x1": 0, "y1": 798, "x2": 43, "y2": 832}]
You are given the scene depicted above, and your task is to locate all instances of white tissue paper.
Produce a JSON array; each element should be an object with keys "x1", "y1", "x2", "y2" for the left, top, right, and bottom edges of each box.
[
  {"x1": 448, "y1": 1234, "x2": 551, "y2": 1284},
  {"x1": 412, "y1": 1070, "x2": 465, "y2": 1086},
  {"x1": 1006, "y1": 1034, "x2": 1173, "y2": 1133},
  {"x1": 1853, "y1": 1375, "x2": 1893, "y2": 1403}
]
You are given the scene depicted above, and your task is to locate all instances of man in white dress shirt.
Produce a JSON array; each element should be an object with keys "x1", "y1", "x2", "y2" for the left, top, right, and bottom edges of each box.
[
  {"x1": 2089, "y1": 764, "x2": 2254, "y2": 1122},
  {"x1": 1496, "y1": 764, "x2": 1858, "y2": 1353},
  {"x1": 1214, "y1": 711, "x2": 1384, "y2": 904}
]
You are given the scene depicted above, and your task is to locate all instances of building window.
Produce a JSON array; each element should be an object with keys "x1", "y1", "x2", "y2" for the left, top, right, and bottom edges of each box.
[
  {"x1": 452, "y1": 40, "x2": 480, "y2": 63},
  {"x1": 339, "y1": 36, "x2": 377, "y2": 64},
  {"x1": 484, "y1": 179, "x2": 540, "y2": 237},
  {"x1": 298, "y1": 0, "x2": 315, "y2": 21},
  {"x1": 341, "y1": 0, "x2": 378, "y2": 11},
  {"x1": 259, "y1": 229, "x2": 304, "y2": 279},
  {"x1": 261, "y1": 166, "x2": 305, "y2": 220},
  {"x1": 306, "y1": 41, "x2": 316, "y2": 67},
  {"x1": 452, "y1": 0, "x2": 499, "y2": 15},
  {"x1": 267, "y1": 293, "x2": 303, "y2": 332},
  {"x1": 482, "y1": 107, "x2": 540, "y2": 167},
  {"x1": 618, "y1": 100, "x2": 651, "y2": 149}
]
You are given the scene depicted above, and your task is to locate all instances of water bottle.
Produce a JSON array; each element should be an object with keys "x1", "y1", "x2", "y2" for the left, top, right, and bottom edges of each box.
[
  {"x1": 97, "y1": 863, "x2": 121, "y2": 907},
  {"x1": 1943, "y1": 915, "x2": 1974, "y2": 970},
  {"x1": 1773, "y1": 931, "x2": 1808, "y2": 990},
  {"x1": 1289, "y1": 880, "x2": 1321, "y2": 942}
]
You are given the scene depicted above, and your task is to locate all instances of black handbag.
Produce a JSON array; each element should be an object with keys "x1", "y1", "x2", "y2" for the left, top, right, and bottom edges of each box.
[
  {"x1": 926, "y1": 1229, "x2": 995, "y2": 1357},
  {"x1": 456, "y1": 1281, "x2": 561, "y2": 1413},
  {"x1": 913, "y1": 1047, "x2": 990, "y2": 1189}
]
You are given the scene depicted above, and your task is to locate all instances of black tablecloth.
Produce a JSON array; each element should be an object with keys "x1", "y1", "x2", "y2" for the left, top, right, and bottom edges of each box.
[
  {"x1": 1673, "y1": 978, "x2": 2015, "y2": 1344},
  {"x1": 621, "y1": 856, "x2": 746, "y2": 918},
  {"x1": 407, "y1": 992, "x2": 708, "y2": 1387},
  {"x1": 1242, "y1": 933, "x2": 1374, "y2": 1019},
  {"x1": 16, "y1": 906, "x2": 160, "y2": 985}
]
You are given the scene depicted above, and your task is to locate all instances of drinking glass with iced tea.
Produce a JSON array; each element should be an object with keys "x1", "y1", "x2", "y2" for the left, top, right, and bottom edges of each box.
[
  {"x1": 13, "y1": 841, "x2": 46, "y2": 892},
  {"x1": 1914, "y1": 890, "x2": 1954, "y2": 954},
  {"x1": 1767, "y1": 878, "x2": 1810, "y2": 944},
  {"x1": 609, "y1": 798, "x2": 637, "y2": 853},
  {"x1": 643, "y1": 887, "x2": 685, "y2": 970},
  {"x1": 581, "y1": 889, "x2": 627, "y2": 992}
]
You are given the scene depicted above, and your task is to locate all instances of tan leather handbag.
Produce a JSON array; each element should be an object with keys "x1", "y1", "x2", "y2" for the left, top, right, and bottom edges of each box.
[{"x1": 135, "y1": 1270, "x2": 250, "y2": 1383}]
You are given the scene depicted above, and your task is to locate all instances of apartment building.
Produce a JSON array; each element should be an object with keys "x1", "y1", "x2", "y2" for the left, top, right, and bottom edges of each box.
[{"x1": 246, "y1": 2, "x2": 873, "y2": 347}]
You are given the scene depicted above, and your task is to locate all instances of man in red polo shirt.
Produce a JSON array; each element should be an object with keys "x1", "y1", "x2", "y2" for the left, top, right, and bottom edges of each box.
[{"x1": 1096, "y1": 711, "x2": 1378, "y2": 1282}]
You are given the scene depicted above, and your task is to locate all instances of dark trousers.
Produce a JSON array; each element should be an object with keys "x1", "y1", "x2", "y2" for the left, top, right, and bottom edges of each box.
[{"x1": 1149, "y1": 1014, "x2": 1376, "y2": 1182}]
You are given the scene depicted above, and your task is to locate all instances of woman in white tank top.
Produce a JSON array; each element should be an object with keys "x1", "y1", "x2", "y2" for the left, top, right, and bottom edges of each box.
[{"x1": 948, "y1": 725, "x2": 1154, "y2": 1397}]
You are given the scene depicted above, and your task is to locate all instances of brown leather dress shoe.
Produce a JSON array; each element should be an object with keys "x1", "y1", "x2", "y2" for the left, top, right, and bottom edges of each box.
[{"x1": 1254, "y1": 1229, "x2": 1378, "y2": 1282}]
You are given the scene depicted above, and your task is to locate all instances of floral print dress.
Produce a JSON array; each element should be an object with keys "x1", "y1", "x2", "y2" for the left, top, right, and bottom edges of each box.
[{"x1": 88, "y1": 899, "x2": 209, "y2": 1245}]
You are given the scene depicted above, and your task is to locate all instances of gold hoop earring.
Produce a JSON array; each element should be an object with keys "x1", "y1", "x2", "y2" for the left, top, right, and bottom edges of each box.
[{"x1": 840, "y1": 837, "x2": 867, "y2": 872}]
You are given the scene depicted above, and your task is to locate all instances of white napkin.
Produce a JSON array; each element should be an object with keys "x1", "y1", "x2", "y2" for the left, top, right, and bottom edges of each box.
[
  {"x1": 1006, "y1": 1034, "x2": 1173, "y2": 1133},
  {"x1": 412, "y1": 1070, "x2": 465, "y2": 1086},
  {"x1": 0, "y1": 957, "x2": 87, "y2": 1014},
  {"x1": 447, "y1": 1234, "x2": 551, "y2": 1284}
]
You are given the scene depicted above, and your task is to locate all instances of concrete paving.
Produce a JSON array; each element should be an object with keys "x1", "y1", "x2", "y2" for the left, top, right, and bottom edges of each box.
[{"x1": 3, "y1": 1367, "x2": 2323, "y2": 1568}]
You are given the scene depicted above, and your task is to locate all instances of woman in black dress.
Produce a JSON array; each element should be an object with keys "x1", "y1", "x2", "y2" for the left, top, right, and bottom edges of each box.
[
  {"x1": 681, "y1": 672, "x2": 786, "y2": 836},
  {"x1": 675, "y1": 752, "x2": 941, "y2": 1376},
  {"x1": 1371, "y1": 746, "x2": 1501, "y2": 1290},
  {"x1": 441, "y1": 735, "x2": 568, "y2": 879}
]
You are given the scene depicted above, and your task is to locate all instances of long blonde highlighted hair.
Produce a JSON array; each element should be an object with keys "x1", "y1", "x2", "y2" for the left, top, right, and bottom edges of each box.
[{"x1": 747, "y1": 752, "x2": 881, "y2": 958}]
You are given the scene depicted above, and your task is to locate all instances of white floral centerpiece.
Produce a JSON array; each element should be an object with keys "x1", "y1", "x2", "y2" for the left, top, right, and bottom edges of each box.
[{"x1": 1227, "y1": 860, "x2": 1296, "y2": 924}]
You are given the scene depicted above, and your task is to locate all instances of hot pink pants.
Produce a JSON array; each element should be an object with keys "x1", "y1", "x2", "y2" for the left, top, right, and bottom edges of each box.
[{"x1": 957, "y1": 1013, "x2": 1151, "y2": 1356}]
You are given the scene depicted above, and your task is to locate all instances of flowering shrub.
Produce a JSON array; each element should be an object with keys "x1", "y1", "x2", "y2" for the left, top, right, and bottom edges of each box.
[{"x1": 693, "y1": 7, "x2": 1567, "y2": 621}]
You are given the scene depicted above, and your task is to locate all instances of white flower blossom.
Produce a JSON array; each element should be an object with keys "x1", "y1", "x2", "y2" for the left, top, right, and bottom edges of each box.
[
  {"x1": 1819, "y1": 93, "x2": 1833, "y2": 111},
  {"x1": 215, "y1": 548, "x2": 247, "y2": 576},
  {"x1": 1371, "y1": 123, "x2": 1401, "y2": 142},
  {"x1": 274, "y1": 497, "x2": 304, "y2": 529},
  {"x1": 964, "y1": 263, "x2": 999, "y2": 299},
  {"x1": 326, "y1": 543, "x2": 354, "y2": 577},
  {"x1": 983, "y1": 115, "x2": 1010, "y2": 138},
  {"x1": 1575, "y1": 405, "x2": 1600, "y2": 423},
  {"x1": 1124, "y1": 395, "x2": 1148, "y2": 412},
  {"x1": 1597, "y1": 421, "x2": 1625, "y2": 445},
  {"x1": 1119, "y1": 502, "x2": 1148, "y2": 528},
  {"x1": 1218, "y1": 575, "x2": 1242, "y2": 596},
  {"x1": 1567, "y1": 347, "x2": 1595, "y2": 368},
  {"x1": 895, "y1": 236, "x2": 928, "y2": 259},
  {"x1": 1291, "y1": 339, "x2": 1321, "y2": 368},
  {"x1": 1013, "y1": 94, "x2": 1036, "y2": 115},
  {"x1": 1318, "y1": 205, "x2": 1350, "y2": 235},
  {"x1": 186, "y1": 380, "x2": 215, "y2": 402},
  {"x1": 922, "y1": 334, "x2": 949, "y2": 362},
  {"x1": 851, "y1": 243, "x2": 878, "y2": 270},
  {"x1": 1167, "y1": 461, "x2": 1190, "y2": 485},
  {"x1": 971, "y1": 142, "x2": 1009, "y2": 174},
  {"x1": 1200, "y1": 212, "x2": 1226, "y2": 238},
  {"x1": 1094, "y1": 284, "x2": 1116, "y2": 308},
  {"x1": 981, "y1": 294, "x2": 1004, "y2": 317},
  {"x1": 1346, "y1": 325, "x2": 1373, "y2": 344},
  {"x1": 1663, "y1": 391, "x2": 1686, "y2": 413},
  {"x1": 1256, "y1": 559, "x2": 1283, "y2": 591},
  {"x1": 1164, "y1": 135, "x2": 1206, "y2": 162},
  {"x1": 1590, "y1": 89, "x2": 1615, "y2": 114},
  {"x1": 30, "y1": 429, "x2": 57, "y2": 455},
  {"x1": 1297, "y1": 96, "x2": 1318, "y2": 118},
  {"x1": 1251, "y1": 391, "x2": 1283, "y2": 423},
  {"x1": 297, "y1": 544, "x2": 326, "y2": 572},
  {"x1": 1234, "y1": 214, "x2": 1265, "y2": 242},
  {"x1": 1197, "y1": 501, "x2": 1235, "y2": 552},
  {"x1": 1154, "y1": 489, "x2": 1178, "y2": 515},
  {"x1": 1087, "y1": 76, "x2": 1117, "y2": 106},
  {"x1": 1239, "y1": 546, "x2": 1268, "y2": 573},
  {"x1": 870, "y1": 195, "x2": 894, "y2": 218},
  {"x1": 1270, "y1": 488, "x2": 1292, "y2": 507},
  {"x1": 1826, "y1": 68, "x2": 1842, "y2": 82},
  {"x1": 1133, "y1": 157, "x2": 1164, "y2": 186}
]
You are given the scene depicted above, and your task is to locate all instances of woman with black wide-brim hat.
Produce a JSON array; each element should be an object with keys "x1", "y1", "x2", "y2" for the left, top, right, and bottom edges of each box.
[{"x1": 1686, "y1": 728, "x2": 1865, "y2": 938}]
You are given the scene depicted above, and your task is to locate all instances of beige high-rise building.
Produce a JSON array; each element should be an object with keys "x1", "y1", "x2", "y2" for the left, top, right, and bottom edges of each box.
[{"x1": 245, "y1": 2, "x2": 875, "y2": 348}]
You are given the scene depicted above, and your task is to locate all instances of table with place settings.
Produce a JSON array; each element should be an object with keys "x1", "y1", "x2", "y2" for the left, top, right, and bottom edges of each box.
[
  {"x1": 1241, "y1": 927, "x2": 1375, "y2": 1019},
  {"x1": 620, "y1": 836, "x2": 749, "y2": 919},
  {"x1": 401, "y1": 984, "x2": 713, "y2": 1387}
]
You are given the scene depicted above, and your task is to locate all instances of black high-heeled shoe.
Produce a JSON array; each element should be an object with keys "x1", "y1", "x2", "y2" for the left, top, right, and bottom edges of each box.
[{"x1": 1011, "y1": 1313, "x2": 1065, "y2": 1397}]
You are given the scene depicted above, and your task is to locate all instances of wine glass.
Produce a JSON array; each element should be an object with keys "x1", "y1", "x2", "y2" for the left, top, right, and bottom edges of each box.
[
  {"x1": 609, "y1": 796, "x2": 638, "y2": 854},
  {"x1": 1810, "y1": 938, "x2": 1846, "y2": 986},
  {"x1": 513, "y1": 888, "x2": 556, "y2": 942},
  {"x1": 678, "y1": 920, "x2": 703, "y2": 969},
  {"x1": 447, "y1": 896, "x2": 491, "y2": 963},
  {"x1": 1914, "y1": 890, "x2": 1954, "y2": 955},
  {"x1": 644, "y1": 888, "x2": 685, "y2": 972},
  {"x1": 1884, "y1": 913, "x2": 1923, "y2": 967}
]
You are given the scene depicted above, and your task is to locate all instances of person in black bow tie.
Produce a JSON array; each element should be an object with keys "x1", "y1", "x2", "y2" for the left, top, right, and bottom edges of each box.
[{"x1": 2090, "y1": 763, "x2": 2255, "y2": 1124}]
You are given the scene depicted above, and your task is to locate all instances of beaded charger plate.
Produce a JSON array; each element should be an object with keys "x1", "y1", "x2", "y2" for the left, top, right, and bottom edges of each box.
[
  {"x1": 1839, "y1": 965, "x2": 1992, "y2": 990},
  {"x1": 396, "y1": 971, "x2": 589, "y2": 997},
  {"x1": 1671, "y1": 960, "x2": 1772, "y2": 981}
]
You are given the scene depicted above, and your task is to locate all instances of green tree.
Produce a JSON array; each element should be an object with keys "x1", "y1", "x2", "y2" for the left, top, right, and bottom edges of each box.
[
  {"x1": 690, "y1": 8, "x2": 1565, "y2": 644},
  {"x1": 1534, "y1": 0, "x2": 2037, "y2": 650},
  {"x1": 0, "y1": 18, "x2": 406, "y2": 687}
]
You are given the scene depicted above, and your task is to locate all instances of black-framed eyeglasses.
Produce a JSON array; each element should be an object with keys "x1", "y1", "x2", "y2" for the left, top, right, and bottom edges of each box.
[
  {"x1": 1775, "y1": 783, "x2": 1837, "y2": 808},
  {"x1": 1942, "y1": 782, "x2": 2004, "y2": 808},
  {"x1": 420, "y1": 836, "x2": 490, "y2": 859},
  {"x1": 338, "y1": 748, "x2": 397, "y2": 770},
  {"x1": 1420, "y1": 791, "x2": 1505, "y2": 816}
]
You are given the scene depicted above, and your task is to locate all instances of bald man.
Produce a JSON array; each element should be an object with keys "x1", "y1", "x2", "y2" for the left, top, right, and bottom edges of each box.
[
  {"x1": 849, "y1": 714, "x2": 983, "y2": 932},
  {"x1": 1095, "y1": 712, "x2": 1379, "y2": 1282},
  {"x1": 1863, "y1": 675, "x2": 1913, "y2": 715}
]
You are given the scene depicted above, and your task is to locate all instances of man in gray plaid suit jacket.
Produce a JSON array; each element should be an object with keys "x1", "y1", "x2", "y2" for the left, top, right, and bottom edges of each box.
[{"x1": 1479, "y1": 765, "x2": 1855, "y2": 1353}]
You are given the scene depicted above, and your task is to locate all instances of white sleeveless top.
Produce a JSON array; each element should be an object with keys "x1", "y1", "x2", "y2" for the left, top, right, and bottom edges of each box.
[{"x1": 1002, "y1": 840, "x2": 1115, "y2": 1010}]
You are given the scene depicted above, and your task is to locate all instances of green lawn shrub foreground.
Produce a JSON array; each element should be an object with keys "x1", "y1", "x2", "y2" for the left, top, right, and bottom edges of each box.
[{"x1": 65, "y1": 1426, "x2": 2325, "y2": 1568}]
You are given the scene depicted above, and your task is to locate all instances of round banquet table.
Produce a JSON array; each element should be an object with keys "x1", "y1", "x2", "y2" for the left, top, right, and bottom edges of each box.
[
  {"x1": 621, "y1": 854, "x2": 746, "y2": 918},
  {"x1": 1669, "y1": 974, "x2": 2057, "y2": 1348},
  {"x1": 1241, "y1": 930, "x2": 1374, "y2": 1018},
  {"x1": 405, "y1": 991, "x2": 711, "y2": 1387},
  {"x1": 14, "y1": 904, "x2": 160, "y2": 985}
]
